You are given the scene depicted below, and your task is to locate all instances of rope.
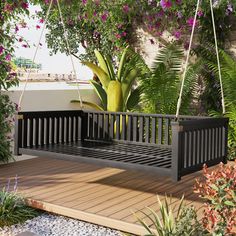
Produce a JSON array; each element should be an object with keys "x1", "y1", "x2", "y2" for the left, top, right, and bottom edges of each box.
[
  {"x1": 18, "y1": 0, "x2": 53, "y2": 110},
  {"x1": 175, "y1": 0, "x2": 201, "y2": 118},
  {"x1": 209, "y1": 0, "x2": 225, "y2": 114},
  {"x1": 56, "y1": 0, "x2": 83, "y2": 108}
]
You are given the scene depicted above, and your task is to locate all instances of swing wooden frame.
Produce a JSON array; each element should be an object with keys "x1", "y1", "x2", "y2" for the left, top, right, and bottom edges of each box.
[
  {"x1": 14, "y1": 110, "x2": 228, "y2": 182},
  {"x1": 14, "y1": 0, "x2": 229, "y2": 182}
]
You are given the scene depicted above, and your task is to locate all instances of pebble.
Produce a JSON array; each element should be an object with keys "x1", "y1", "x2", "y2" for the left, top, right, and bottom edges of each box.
[{"x1": 0, "y1": 213, "x2": 122, "y2": 236}]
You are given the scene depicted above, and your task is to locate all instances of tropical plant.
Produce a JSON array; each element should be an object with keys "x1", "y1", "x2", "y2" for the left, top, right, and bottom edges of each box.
[
  {"x1": 136, "y1": 195, "x2": 205, "y2": 236},
  {"x1": 140, "y1": 43, "x2": 199, "y2": 115},
  {"x1": 74, "y1": 47, "x2": 144, "y2": 112},
  {"x1": 197, "y1": 44, "x2": 236, "y2": 159},
  {"x1": 0, "y1": 178, "x2": 39, "y2": 227},
  {"x1": 194, "y1": 162, "x2": 236, "y2": 235}
]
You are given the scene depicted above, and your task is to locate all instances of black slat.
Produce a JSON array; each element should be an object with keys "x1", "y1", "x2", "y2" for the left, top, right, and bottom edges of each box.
[
  {"x1": 40, "y1": 118, "x2": 44, "y2": 145},
  {"x1": 158, "y1": 118, "x2": 163, "y2": 145},
  {"x1": 46, "y1": 117, "x2": 50, "y2": 144},
  {"x1": 145, "y1": 117, "x2": 150, "y2": 143},
  {"x1": 151, "y1": 117, "x2": 156, "y2": 144},
  {"x1": 116, "y1": 115, "x2": 120, "y2": 140},
  {"x1": 133, "y1": 116, "x2": 138, "y2": 142},
  {"x1": 139, "y1": 116, "x2": 144, "y2": 142},
  {"x1": 164, "y1": 118, "x2": 170, "y2": 145},
  {"x1": 61, "y1": 116, "x2": 65, "y2": 143},
  {"x1": 70, "y1": 116, "x2": 74, "y2": 142},
  {"x1": 121, "y1": 115, "x2": 126, "y2": 140},
  {"x1": 51, "y1": 117, "x2": 55, "y2": 144},
  {"x1": 29, "y1": 118, "x2": 34, "y2": 147},
  {"x1": 110, "y1": 114, "x2": 115, "y2": 139},
  {"x1": 56, "y1": 117, "x2": 60, "y2": 143},
  {"x1": 127, "y1": 115, "x2": 132, "y2": 141},
  {"x1": 35, "y1": 118, "x2": 39, "y2": 146}
]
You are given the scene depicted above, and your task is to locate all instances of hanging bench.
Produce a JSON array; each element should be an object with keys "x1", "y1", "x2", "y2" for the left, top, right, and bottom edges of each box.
[{"x1": 14, "y1": 110, "x2": 228, "y2": 181}]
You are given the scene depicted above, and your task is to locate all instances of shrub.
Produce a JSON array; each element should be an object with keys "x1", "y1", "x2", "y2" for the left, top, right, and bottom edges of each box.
[
  {"x1": 194, "y1": 162, "x2": 236, "y2": 235},
  {"x1": 0, "y1": 94, "x2": 15, "y2": 163},
  {"x1": 136, "y1": 196, "x2": 205, "y2": 236},
  {"x1": 0, "y1": 177, "x2": 39, "y2": 227}
]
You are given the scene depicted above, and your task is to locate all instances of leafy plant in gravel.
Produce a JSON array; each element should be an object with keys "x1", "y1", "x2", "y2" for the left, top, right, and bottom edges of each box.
[
  {"x1": 0, "y1": 177, "x2": 39, "y2": 228},
  {"x1": 136, "y1": 195, "x2": 206, "y2": 236},
  {"x1": 194, "y1": 162, "x2": 236, "y2": 235}
]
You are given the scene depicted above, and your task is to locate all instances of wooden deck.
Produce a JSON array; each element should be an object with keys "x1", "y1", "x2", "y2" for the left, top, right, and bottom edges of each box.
[{"x1": 0, "y1": 156, "x2": 205, "y2": 235}]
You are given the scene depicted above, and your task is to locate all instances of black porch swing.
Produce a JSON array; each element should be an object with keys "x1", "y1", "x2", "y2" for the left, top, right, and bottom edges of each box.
[{"x1": 14, "y1": 0, "x2": 229, "y2": 182}]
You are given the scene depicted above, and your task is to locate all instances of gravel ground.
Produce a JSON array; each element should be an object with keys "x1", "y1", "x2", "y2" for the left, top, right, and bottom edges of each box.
[{"x1": 0, "y1": 213, "x2": 123, "y2": 236}]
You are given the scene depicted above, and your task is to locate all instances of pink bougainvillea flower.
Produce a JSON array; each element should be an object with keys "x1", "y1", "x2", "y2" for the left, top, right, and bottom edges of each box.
[
  {"x1": 4, "y1": 4, "x2": 13, "y2": 12},
  {"x1": 15, "y1": 25, "x2": 19, "y2": 33},
  {"x1": 173, "y1": 30, "x2": 181, "y2": 39},
  {"x1": 177, "y1": 11, "x2": 182, "y2": 18},
  {"x1": 198, "y1": 10, "x2": 204, "y2": 17},
  {"x1": 5, "y1": 54, "x2": 11, "y2": 61},
  {"x1": 36, "y1": 25, "x2": 41, "y2": 29},
  {"x1": 21, "y1": 2, "x2": 29, "y2": 9},
  {"x1": 82, "y1": 0, "x2": 87, "y2": 5},
  {"x1": 187, "y1": 17, "x2": 197, "y2": 27},
  {"x1": 101, "y1": 11, "x2": 109, "y2": 22},
  {"x1": 115, "y1": 33, "x2": 121, "y2": 39},
  {"x1": 18, "y1": 37, "x2": 23, "y2": 42},
  {"x1": 0, "y1": 46, "x2": 4, "y2": 55},
  {"x1": 123, "y1": 5, "x2": 130, "y2": 13},
  {"x1": 160, "y1": 0, "x2": 172, "y2": 10},
  {"x1": 22, "y1": 44, "x2": 28, "y2": 48},
  {"x1": 39, "y1": 18, "x2": 44, "y2": 24},
  {"x1": 121, "y1": 31, "x2": 127, "y2": 37}
]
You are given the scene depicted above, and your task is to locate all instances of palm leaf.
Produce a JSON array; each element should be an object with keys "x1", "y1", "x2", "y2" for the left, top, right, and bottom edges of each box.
[
  {"x1": 89, "y1": 80, "x2": 107, "y2": 109},
  {"x1": 82, "y1": 61, "x2": 110, "y2": 90},
  {"x1": 126, "y1": 88, "x2": 141, "y2": 111},
  {"x1": 70, "y1": 100, "x2": 104, "y2": 111}
]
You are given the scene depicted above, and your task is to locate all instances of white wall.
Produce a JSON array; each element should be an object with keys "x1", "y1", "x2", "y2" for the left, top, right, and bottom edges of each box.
[{"x1": 7, "y1": 89, "x2": 100, "y2": 111}]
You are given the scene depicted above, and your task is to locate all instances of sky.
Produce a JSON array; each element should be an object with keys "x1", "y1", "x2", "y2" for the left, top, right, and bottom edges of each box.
[{"x1": 14, "y1": 4, "x2": 92, "y2": 80}]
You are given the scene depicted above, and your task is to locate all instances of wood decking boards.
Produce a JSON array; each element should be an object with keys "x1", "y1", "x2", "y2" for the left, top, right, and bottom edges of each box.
[{"x1": 0, "y1": 157, "x2": 205, "y2": 235}]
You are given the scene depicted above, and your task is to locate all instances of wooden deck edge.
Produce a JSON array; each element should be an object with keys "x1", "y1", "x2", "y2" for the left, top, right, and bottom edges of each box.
[{"x1": 26, "y1": 198, "x2": 147, "y2": 236}]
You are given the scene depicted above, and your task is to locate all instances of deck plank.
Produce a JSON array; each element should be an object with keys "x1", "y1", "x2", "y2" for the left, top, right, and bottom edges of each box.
[{"x1": 0, "y1": 157, "x2": 206, "y2": 235}]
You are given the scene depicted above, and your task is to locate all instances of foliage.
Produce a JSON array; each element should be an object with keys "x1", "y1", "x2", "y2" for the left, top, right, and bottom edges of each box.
[
  {"x1": 197, "y1": 44, "x2": 236, "y2": 159},
  {"x1": 80, "y1": 47, "x2": 143, "y2": 112},
  {"x1": 194, "y1": 162, "x2": 236, "y2": 235},
  {"x1": 0, "y1": 177, "x2": 39, "y2": 227},
  {"x1": 136, "y1": 195, "x2": 205, "y2": 236},
  {"x1": 34, "y1": 0, "x2": 236, "y2": 62},
  {"x1": 140, "y1": 43, "x2": 199, "y2": 115},
  {"x1": 0, "y1": 94, "x2": 15, "y2": 163}
]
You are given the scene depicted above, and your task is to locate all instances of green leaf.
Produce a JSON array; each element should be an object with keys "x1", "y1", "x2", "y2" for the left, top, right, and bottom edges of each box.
[
  {"x1": 224, "y1": 201, "x2": 235, "y2": 207},
  {"x1": 104, "y1": 55, "x2": 115, "y2": 81},
  {"x1": 94, "y1": 49, "x2": 111, "y2": 79},
  {"x1": 126, "y1": 88, "x2": 140, "y2": 111},
  {"x1": 82, "y1": 61, "x2": 110, "y2": 90},
  {"x1": 121, "y1": 69, "x2": 138, "y2": 104},
  {"x1": 89, "y1": 80, "x2": 107, "y2": 110},
  {"x1": 117, "y1": 46, "x2": 129, "y2": 81},
  {"x1": 70, "y1": 100, "x2": 104, "y2": 111}
]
